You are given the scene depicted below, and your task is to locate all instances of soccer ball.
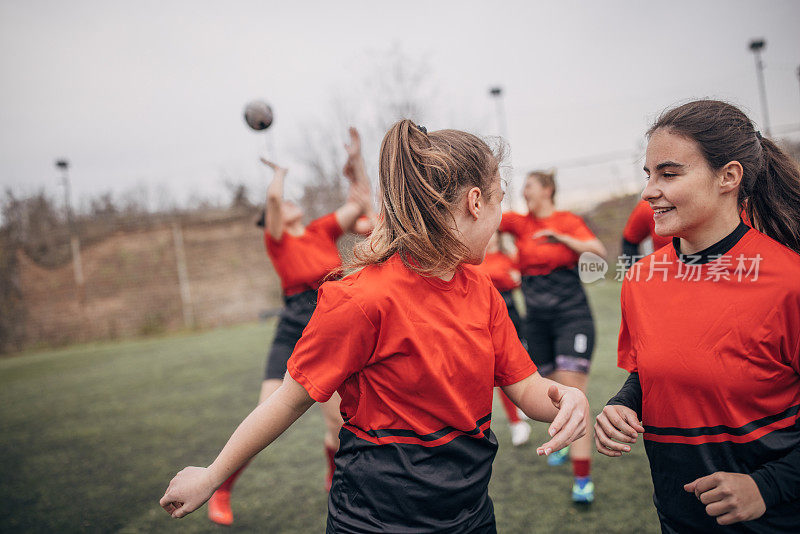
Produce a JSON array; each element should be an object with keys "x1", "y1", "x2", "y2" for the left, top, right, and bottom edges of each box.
[{"x1": 243, "y1": 100, "x2": 273, "y2": 131}]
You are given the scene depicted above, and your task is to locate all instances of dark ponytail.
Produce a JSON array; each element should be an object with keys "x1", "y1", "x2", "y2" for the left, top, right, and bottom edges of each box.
[
  {"x1": 745, "y1": 136, "x2": 800, "y2": 253},
  {"x1": 349, "y1": 119, "x2": 502, "y2": 276},
  {"x1": 649, "y1": 100, "x2": 800, "y2": 254}
]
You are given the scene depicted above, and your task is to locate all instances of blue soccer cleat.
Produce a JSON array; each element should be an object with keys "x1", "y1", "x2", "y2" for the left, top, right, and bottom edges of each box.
[
  {"x1": 572, "y1": 476, "x2": 594, "y2": 503},
  {"x1": 546, "y1": 445, "x2": 570, "y2": 466}
]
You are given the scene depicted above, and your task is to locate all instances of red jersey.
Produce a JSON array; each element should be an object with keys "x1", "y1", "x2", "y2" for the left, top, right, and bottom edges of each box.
[
  {"x1": 264, "y1": 213, "x2": 343, "y2": 296},
  {"x1": 475, "y1": 251, "x2": 519, "y2": 292},
  {"x1": 618, "y1": 223, "x2": 800, "y2": 531},
  {"x1": 288, "y1": 254, "x2": 536, "y2": 532},
  {"x1": 499, "y1": 211, "x2": 596, "y2": 276},
  {"x1": 622, "y1": 200, "x2": 671, "y2": 250}
]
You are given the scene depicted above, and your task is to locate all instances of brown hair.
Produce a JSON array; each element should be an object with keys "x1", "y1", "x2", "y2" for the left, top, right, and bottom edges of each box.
[
  {"x1": 350, "y1": 120, "x2": 501, "y2": 276},
  {"x1": 649, "y1": 100, "x2": 800, "y2": 254},
  {"x1": 528, "y1": 169, "x2": 557, "y2": 201}
]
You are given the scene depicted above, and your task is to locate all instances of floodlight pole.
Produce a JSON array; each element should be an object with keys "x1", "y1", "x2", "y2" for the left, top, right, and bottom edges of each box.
[
  {"x1": 489, "y1": 86, "x2": 512, "y2": 208},
  {"x1": 748, "y1": 39, "x2": 771, "y2": 137},
  {"x1": 796, "y1": 65, "x2": 800, "y2": 113},
  {"x1": 56, "y1": 159, "x2": 85, "y2": 301}
]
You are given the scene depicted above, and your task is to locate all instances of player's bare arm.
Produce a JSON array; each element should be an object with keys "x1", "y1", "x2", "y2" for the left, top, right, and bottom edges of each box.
[
  {"x1": 261, "y1": 158, "x2": 288, "y2": 240},
  {"x1": 502, "y1": 373, "x2": 588, "y2": 457},
  {"x1": 160, "y1": 375, "x2": 315, "y2": 519}
]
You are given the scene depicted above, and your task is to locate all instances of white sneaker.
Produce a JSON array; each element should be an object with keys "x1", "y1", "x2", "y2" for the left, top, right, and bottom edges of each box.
[{"x1": 510, "y1": 421, "x2": 531, "y2": 446}]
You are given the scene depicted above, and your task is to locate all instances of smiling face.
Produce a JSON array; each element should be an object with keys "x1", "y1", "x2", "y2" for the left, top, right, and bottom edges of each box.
[
  {"x1": 523, "y1": 175, "x2": 554, "y2": 214},
  {"x1": 642, "y1": 129, "x2": 725, "y2": 240}
]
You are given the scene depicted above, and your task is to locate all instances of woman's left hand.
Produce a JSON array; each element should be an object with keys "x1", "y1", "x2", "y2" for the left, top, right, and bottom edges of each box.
[
  {"x1": 536, "y1": 384, "x2": 589, "y2": 457},
  {"x1": 684, "y1": 472, "x2": 766, "y2": 525}
]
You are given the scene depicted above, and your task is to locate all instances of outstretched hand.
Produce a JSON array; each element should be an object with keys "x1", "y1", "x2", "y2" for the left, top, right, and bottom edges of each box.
[
  {"x1": 159, "y1": 466, "x2": 217, "y2": 519},
  {"x1": 684, "y1": 472, "x2": 766, "y2": 525},
  {"x1": 594, "y1": 404, "x2": 644, "y2": 457},
  {"x1": 259, "y1": 156, "x2": 288, "y2": 176},
  {"x1": 537, "y1": 384, "x2": 588, "y2": 457},
  {"x1": 344, "y1": 127, "x2": 361, "y2": 159}
]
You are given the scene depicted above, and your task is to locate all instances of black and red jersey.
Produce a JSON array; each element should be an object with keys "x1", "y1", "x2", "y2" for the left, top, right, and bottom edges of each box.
[
  {"x1": 499, "y1": 211, "x2": 596, "y2": 276},
  {"x1": 617, "y1": 222, "x2": 800, "y2": 532},
  {"x1": 264, "y1": 213, "x2": 343, "y2": 296},
  {"x1": 500, "y1": 211, "x2": 597, "y2": 318},
  {"x1": 287, "y1": 254, "x2": 536, "y2": 532}
]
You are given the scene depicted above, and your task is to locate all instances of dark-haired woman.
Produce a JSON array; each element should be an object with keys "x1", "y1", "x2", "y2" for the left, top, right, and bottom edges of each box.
[
  {"x1": 500, "y1": 170, "x2": 606, "y2": 503},
  {"x1": 206, "y1": 129, "x2": 373, "y2": 526},
  {"x1": 596, "y1": 99, "x2": 800, "y2": 533},
  {"x1": 161, "y1": 120, "x2": 589, "y2": 533}
]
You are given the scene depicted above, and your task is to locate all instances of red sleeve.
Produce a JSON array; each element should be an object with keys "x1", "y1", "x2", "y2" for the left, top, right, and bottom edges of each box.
[
  {"x1": 499, "y1": 212, "x2": 523, "y2": 237},
  {"x1": 623, "y1": 202, "x2": 651, "y2": 245},
  {"x1": 287, "y1": 283, "x2": 377, "y2": 402},
  {"x1": 617, "y1": 280, "x2": 638, "y2": 373},
  {"x1": 308, "y1": 213, "x2": 344, "y2": 242},
  {"x1": 490, "y1": 288, "x2": 537, "y2": 386},
  {"x1": 565, "y1": 213, "x2": 596, "y2": 241}
]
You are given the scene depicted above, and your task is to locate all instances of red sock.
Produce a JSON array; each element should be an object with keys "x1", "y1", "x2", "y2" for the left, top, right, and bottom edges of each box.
[
  {"x1": 325, "y1": 445, "x2": 337, "y2": 490},
  {"x1": 572, "y1": 458, "x2": 591, "y2": 478},
  {"x1": 497, "y1": 389, "x2": 521, "y2": 424},
  {"x1": 217, "y1": 460, "x2": 250, "y2": 493}
]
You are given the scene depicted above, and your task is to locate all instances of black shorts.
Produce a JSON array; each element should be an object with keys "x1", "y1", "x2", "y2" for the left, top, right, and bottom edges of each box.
[
  {"x1": 264, "y1": 289, "x2": 318, "y2": 380},
  {"x1": 525, "y1": 314, "x2": 595, "y2": 376},
  {"x1": 498, "y1": 290, "x2": 525, "y2": 346}
]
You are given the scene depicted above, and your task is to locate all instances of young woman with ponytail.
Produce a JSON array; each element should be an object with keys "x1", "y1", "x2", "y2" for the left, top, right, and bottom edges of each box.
[
  {"x1": 595, "y1": 100, "x2": 800, "y2": 532},
  {"x1": 160, "y1": 120, "x2": 589, "y2": 532},
  {"x1": 206, "y1": 128, "x2": 373, "y2": 525}
]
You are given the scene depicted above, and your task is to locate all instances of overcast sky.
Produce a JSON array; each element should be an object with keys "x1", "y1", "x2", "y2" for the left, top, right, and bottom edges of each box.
[{"x1": 1, "y1": 0, "x2": 798, "y2": 212}]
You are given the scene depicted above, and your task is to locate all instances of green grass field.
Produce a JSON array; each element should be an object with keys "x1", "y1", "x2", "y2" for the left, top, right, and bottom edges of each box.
[{"x1": 0, "y1": 280, "x2": 659, "y2": 533}]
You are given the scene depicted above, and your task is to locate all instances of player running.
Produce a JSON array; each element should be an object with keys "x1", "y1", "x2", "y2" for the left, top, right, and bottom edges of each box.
[
  {"x1": 596, "y1": 100, "x2": 800, "y2": 533},
  {"x1": 161, "y1": 120, "x2": 589, "y2": 533},
  {"x1": 499, "y1": 170, "x2": 606, "y2": 503},
  {"x1": 206, "y1": 128, "x2": 373, "y2": 525}
]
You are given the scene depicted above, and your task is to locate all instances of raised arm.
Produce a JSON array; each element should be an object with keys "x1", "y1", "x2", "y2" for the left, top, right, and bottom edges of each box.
[
  {"x1": 502, "y1": 372, "x2": 588, "y2": 457},
  {"x1": 260, "y1": 158, "x2": 289, "y2": 240},
  {"x1": 160, "y1": 375, "x2": 315, "y2": 519},
  {"x1": 337, "y1": 127, "x2": 375, "y2": 233}
]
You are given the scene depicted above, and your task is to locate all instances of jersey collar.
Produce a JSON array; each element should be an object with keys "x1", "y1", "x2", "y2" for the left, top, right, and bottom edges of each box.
[{"x1": 672, "y1": 220, "x2": 750, "y2": 265}]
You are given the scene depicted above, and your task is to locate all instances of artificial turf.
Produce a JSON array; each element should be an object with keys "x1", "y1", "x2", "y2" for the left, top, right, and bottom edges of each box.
[{"x1": 0, "y1": 280, "x2": 659, "y2": 533}]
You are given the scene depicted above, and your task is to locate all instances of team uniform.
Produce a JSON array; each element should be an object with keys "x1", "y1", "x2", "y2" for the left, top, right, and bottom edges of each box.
[
  {"x1": 622, "y1": 200, "x2": 672, "y2": 259},
  {"x1": 499, "y1": 211, "x2": 597, "y2": 376},
  {"x1": 610, "y1": 221, "x2": 800, "y2": 532},
  {"x1": 475, "y1": 251, "x2": 523, "y2": 338},
  {"x1": 263, "y1": 212, "x2": 344, "y2": 379},
  {"x1": 287, "y1": 254, "x2": 537, "y2": 533}
]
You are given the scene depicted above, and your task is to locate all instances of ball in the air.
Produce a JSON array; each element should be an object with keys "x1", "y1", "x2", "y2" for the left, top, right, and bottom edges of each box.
[{"x1": 243, "y1": 100, "x2": 273, "y2": 131}]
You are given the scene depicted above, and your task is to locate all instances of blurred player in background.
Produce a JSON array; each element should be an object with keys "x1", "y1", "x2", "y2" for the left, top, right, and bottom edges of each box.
[
  {"x1": 622, "y1": 199, "x2": 672, "y2": 261},
  {"x1": 597, "y1": 100, "x2": 800, "y2": 532},
  {"x1": 499, "y1": 170, "x2": 606, "y2": 503},
  {"x1": 161, "y1": 120, "x2": 589, "y2": 532},
  {"x1": 207, "y1": 128, "x2": 373, "y2": 526},
  {"x1": 475, "y1": 232, "x2": 532, "y2": 446}
]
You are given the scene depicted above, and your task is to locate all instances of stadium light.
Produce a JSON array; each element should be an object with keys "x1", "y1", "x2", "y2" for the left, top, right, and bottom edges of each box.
[
  {"x1": 748, "y1": 39, "x2": 771, "y2": 137},
  {"x1": 488, "y1": 86, "x2": 512, "y2": 208}
]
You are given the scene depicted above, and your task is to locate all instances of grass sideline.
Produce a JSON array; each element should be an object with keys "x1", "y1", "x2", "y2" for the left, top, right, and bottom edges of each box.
[{"x1": 0, "y1": 281, "x2": 659, "y2": 533}]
